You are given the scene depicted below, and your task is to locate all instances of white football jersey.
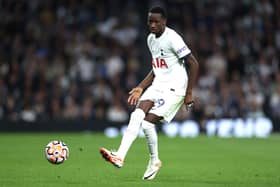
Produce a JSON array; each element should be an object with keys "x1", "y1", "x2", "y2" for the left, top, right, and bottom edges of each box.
[{"x1": 147, "y1": 27, "x2": 191, "y2": 95}]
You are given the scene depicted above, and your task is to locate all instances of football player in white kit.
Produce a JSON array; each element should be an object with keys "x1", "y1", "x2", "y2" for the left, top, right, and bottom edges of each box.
[{"x1": 100, "y1": 6, "x2": 199, "y2": 180}]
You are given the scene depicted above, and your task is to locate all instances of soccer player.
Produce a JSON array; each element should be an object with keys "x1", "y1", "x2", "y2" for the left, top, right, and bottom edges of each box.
[{"x1": 100, "y1": 6, "x2": 199, "y2": 180}]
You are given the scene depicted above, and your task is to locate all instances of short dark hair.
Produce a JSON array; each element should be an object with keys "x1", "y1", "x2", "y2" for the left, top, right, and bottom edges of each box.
[{"x1": 149, "y1": 6, "x2": 167, "y2": 19}]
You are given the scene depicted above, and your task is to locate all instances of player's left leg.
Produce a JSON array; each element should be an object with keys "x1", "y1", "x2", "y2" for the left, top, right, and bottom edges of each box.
[
  {"x1": 142, "y1": 115, "x2": 162, "y2": 165},
  {"x1": 142, "y1": 114, "x2": 162, "y2": 180},
  {"x1": 142, "y1": 92, "x2": 184, "y2": 180}
]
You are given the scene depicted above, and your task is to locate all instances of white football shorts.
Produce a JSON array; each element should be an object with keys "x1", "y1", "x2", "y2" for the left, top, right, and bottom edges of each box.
[{"x1": 139, "y1": 85, "x2": 184, "y2": 123}]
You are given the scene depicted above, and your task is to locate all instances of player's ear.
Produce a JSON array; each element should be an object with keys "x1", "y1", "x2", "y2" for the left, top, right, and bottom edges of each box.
[{"x1": 162, "y1": 18, "x2": 167, "y2": 26}]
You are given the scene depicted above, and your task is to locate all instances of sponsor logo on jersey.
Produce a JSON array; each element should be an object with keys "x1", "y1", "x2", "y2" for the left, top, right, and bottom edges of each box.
[
  {"x1": 176, "y1": 46, "x2": 187, "y2": 55},
  {"x1": 152, "y1": 58, "x2": 168, "y2": 68}
]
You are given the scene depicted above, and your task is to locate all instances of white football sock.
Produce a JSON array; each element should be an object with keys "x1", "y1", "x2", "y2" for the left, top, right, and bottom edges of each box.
[
  {"x1": 142, "y1": 120, "x2": 159, "y2": 164},
  {"x1": 117, "y1": 108, "x2": 145, "y2": 160}
]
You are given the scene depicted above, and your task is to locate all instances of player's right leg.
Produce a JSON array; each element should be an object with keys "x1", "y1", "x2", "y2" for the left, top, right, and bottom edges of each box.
[
  {"x1": 116, "y1": 108, "x2": 146, "y2": 159},
  {"x1": 100, "y1": 108, "x2": 146, "y2": 167},
  {"x1": 100, "y1": 148, "x2": 124, "y2": 168}
]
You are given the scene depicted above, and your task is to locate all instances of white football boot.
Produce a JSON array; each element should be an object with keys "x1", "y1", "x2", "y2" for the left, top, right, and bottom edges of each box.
[
  {"x1": 142, "y1": 159, "x2": 162, "y2": 180},
  {"x1": 100, "y1": 148, "x2": 123, "y2": 168}
]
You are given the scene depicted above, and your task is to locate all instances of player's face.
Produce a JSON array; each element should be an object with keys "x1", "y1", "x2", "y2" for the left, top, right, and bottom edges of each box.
[{"x1": 147, "y1": 13, "x2": 166, "y2": 35}]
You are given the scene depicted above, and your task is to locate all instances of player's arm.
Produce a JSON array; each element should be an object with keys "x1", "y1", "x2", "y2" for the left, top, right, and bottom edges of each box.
[
  {"x1": 182, "y1": 53, "x2": 199, "y2": 110},
  {"x1": 128, "y1": 70, "x2": 155, "y2": 105}
]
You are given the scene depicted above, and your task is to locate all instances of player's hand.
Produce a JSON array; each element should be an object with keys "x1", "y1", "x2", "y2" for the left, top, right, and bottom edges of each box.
[
  {"x1": 184, "y1": 92, "x2": 194, "y2": 111},
  {"x1": 128, "y1": 87, "x2": 143, "y2": 106}
]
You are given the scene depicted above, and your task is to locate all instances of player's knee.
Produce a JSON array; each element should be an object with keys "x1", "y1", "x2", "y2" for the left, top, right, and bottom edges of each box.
[
  {"x1": 142, "y1": 120, "x2": 155, "y2": 130},
  {"x1": 126, "y1": 108, "x2": 146, "y2": 136},
  {"x1": 130, "y1": 108, "x2": 145, "y2": 122}
]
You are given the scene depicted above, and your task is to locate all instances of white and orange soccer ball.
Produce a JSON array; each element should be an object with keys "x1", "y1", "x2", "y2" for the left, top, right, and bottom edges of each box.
[{"x1": 45, "y1": 140, "x2": 69, "y2": 164}]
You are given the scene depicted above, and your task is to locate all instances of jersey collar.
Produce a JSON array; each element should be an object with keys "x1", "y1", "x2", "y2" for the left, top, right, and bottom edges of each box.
[{"x1": 154, "y1": 27, "x2": 168, "y2": 40}]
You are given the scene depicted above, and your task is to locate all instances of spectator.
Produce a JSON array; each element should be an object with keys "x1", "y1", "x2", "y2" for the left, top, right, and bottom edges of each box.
[
  {"x1": 81, "y1": 96, "x2": 94, "y2": 120},
  {"x1": 107, "y1": 100, "x2": 129, "y2": 123},
  {"x1": 63, "y1": 96, "x2": 79, "y2": 119},
  {"x1": 0, "y1": 0, "x2": 279, "y2": 128},
  {"x1": 49, "y1": 97, "x2": 62, "y2": 120}
]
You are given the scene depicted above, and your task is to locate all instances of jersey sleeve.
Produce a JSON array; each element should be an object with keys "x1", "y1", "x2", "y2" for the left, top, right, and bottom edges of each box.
[
  {"x1": 147, "y1": 34, "x2": 153, "y2": 52},
  {"x1": 170, "y1": 32, "x2": 191, "y2": 58}
]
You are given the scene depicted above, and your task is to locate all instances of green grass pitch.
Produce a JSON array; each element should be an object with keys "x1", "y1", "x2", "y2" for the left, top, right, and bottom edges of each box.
[{"x1": 0, "y1": 132, "x2": 280, "y2": 187}]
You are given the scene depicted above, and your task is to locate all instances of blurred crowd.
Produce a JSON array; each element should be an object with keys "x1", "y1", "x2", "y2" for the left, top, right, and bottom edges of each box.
[{"x1": 0, "y1": 0, "x2": 279, "y2": 129}]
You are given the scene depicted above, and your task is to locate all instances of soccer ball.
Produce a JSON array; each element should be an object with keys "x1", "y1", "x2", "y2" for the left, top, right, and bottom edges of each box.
[{"x1": 45, "y1": 140, "x2": 69, "y2": 164}]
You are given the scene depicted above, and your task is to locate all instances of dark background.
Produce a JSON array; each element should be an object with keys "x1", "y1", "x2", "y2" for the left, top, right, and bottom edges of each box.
[{"x1": 0, "y1": 0, "x2": 279, "y2": 132}]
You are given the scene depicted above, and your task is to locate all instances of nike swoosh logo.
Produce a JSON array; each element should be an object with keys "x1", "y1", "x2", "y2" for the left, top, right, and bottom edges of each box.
[{"x1": 144, "y1": 171, "x2": 157, "y2": 180}]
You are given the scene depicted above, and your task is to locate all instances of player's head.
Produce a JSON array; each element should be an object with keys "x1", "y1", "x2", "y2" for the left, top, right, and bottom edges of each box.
[{"x1": 148, "y1": 6, "x2": 167, "y2": 36}]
